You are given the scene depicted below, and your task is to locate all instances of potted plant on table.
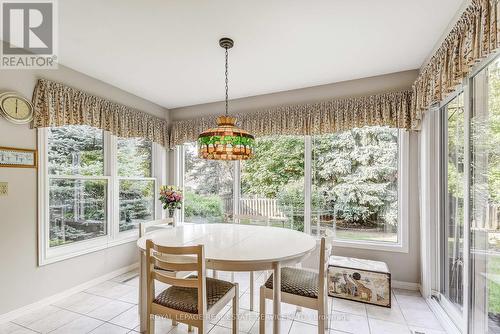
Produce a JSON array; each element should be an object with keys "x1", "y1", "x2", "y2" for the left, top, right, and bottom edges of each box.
[{"x1": 159, "y1": 186, "x2": 183, "y2": 220}]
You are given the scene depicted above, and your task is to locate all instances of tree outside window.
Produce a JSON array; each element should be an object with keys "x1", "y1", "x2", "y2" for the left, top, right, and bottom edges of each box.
[
  {"x1": 48, "y1": 125, "x2": 107, "y2": 247},
  {"x1": 117, "y1": 137, "x2": 155, "y2": 232},
  {"x1": 312, "y1": 126, "x2": 399, "y2": 242},
  {"x1": 183, "y1": 142, "x2": 233, "y2": 223}
]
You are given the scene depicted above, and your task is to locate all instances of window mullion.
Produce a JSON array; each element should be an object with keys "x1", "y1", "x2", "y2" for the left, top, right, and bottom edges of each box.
[
  {"x1": 398, "y1": 130, "x2": 410, "y2": 252},
  {"x1": 304, "y1": 136, "x2": 312, "y2": 235},
  {"x1": 152, "y1": 142, "x2": 165, "y2": 219},
  {"x1": 38, "y1": 128, "x2": 49, "y2": 265},
  {"x1": 233, "y1": 160, "x2": 241, "y2": 218},
  {"x1": 106, "y1": 132, "x2": 118, "y2": 241},
  {"x1": 462, "y1": 78, "x2": 472, "y2": 330},
  {"x1": 174, "y1": 145, "x2": 185, "y2": 223}
]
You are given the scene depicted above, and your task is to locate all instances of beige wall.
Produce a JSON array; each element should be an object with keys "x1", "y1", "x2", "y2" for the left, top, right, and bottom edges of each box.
[
  {"x1": 169, "y1": 69, "x2": 421, "y2": 284},
  {"x1": 0, "y1": 64, "x2": 169, "y2": 315}
]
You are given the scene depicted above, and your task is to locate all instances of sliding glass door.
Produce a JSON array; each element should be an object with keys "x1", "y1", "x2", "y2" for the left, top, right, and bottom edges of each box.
[
  {"x1": 437, "y1": 58, "x2": 500, "y2": 334},
  {"x1": 470, "y1": 59, "x2": 500, "y2": 334},
  {"x1": 440, "y1": 92, "x2": 466, "y2": 326}
]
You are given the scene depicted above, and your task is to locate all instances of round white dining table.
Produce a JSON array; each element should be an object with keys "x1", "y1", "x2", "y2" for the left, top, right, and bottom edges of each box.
[{"x1": 136, "y1": 223, "x2": 317, "y2": 334}]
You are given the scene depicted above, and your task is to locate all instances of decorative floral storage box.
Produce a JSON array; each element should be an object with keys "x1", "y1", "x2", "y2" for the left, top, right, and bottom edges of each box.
[{"x1": 328, "y1": 256, "x2": 391, "y2": 308}]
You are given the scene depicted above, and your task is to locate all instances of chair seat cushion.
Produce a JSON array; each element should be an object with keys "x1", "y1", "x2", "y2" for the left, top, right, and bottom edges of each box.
[
  {"x1": 153, "y1": 277, "x2": 234, "y2": 314},
  {"x1": 265, "y1": 267, "x2": 319, "y2": 299}
]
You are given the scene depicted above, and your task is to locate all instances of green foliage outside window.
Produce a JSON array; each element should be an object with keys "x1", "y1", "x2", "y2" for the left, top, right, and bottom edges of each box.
[
  {"x1": 185, "y1": 127, "x2": 399, "y2": 240},
  {"x1": 117, "y1": 137, "x2": 154, "y2": 231},
  {"x1": 48, "y1": 126, "x2": 106, "y2": 247},
  {"x1": 184, "y1": 191, "x2": 224, "y2": 222},
  {"x1": 48, "y1": 125, "x2": 104, "y2": 176},
  {"x1": 312, "y1": 126, "x2": 398, "y2": 231},
  {"x1": 47, "y1": 126, "x2": 155, "y2": 244}
]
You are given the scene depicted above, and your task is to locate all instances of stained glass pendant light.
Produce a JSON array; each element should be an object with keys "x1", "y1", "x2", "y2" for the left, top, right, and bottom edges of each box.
[{"x1": 198, "y1": 38, "x2": 255, "y2": 160}]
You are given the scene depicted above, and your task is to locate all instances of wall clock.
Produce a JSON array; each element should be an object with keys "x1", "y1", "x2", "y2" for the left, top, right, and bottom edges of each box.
[{"x1": 0, "y1": 92, "x2": 34, "y2": 124}]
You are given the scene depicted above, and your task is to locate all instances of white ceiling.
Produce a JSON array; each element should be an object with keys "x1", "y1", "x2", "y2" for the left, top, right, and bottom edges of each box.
[{"x1": 59, "y1": 0, "x2": 463, "y2": 109}]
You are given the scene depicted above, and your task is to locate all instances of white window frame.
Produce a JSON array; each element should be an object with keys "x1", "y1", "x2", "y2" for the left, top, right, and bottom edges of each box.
[
  {"x1": 328, "y1": 130, "x2": 410, "y2": 253},
  {"x1": 38, "y1": 128, "x2": 165, "y2": 265},
  {"x1": 176, "y1": 129, "x2": 410, "y2": 253}
]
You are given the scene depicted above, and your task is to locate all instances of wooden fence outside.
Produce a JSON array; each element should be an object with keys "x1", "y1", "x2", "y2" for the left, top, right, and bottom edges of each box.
[{"x1": 222, "y1": 196, "x2": 290, "y2": 219}]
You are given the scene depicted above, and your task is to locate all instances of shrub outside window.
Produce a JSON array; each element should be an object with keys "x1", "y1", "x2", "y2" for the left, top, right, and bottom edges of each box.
[{"x1": 183, "y1": 142, "x2": 233, "y2": 224}]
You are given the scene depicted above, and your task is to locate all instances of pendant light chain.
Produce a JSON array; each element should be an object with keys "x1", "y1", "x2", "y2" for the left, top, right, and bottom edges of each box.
[
  {"x1": 197, "y1": 37, "x2": 255, "y2": 161},
  {"x1": 225, "y1": 47, "x2": 229, "y2": 116}
]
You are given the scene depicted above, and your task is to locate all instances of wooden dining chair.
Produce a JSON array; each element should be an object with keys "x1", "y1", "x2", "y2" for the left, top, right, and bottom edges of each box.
[
  {"x1": 259, "y1": 237, "x2": 329, "y2": 334},
  {"x1": 141, "y1": 218, "x2": 192, "y2": 283},
  {"x1": 146, "y1": 239, "x2": 239, "y2": 334}
]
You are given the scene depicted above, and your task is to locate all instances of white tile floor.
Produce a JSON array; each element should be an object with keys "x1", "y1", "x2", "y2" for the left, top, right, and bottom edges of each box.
[{"x1": 0, "y1": 269, "x2": 447, "y2": 334}]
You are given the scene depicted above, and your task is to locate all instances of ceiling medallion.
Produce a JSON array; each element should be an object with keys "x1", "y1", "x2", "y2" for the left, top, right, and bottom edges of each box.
[{"x1": 198, "y1": 38, "x2": 255, "y2": 160}]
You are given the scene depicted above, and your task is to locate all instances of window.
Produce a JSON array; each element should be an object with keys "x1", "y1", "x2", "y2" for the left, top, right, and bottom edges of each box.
[
  {"x1": 183, "y1": 142, "x2": 233, "y2": 223},
  {"x1": 39, "y1": 126, "x2": 163, "y2": 264},
  {"x1": 312, "y1": 126, "x2": 400, "y2": 243},
  {"x1": 177, "y1": 126, "x2": 408, "y2": 251},
  {"x1": 117, "y1": 137, "x2": 155, "y2": 232},
  {"x1": 47, "y1": 126, "x2": 107, "y2": 247}
]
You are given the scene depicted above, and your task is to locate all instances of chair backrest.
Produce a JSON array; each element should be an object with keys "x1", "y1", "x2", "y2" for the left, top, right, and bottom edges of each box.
[
  {"x1": 140, "y1": 218, "x2": 174, "y2": 237},
  {"x1": 300, "y1": 236, "x2": 332, "y2": 269},
  {"x1": 233, "y1": 214, "x2": 270, "y2": 226},
  {"x1": 146, "y1": 239, "x2": 207, "y2": 315},
  {"x1": 318, "y1": 238, "x2": 331, "y2": 300}
]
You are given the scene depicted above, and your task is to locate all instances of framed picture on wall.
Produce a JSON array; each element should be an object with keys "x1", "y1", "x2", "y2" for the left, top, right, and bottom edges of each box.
[{"x1": 0, "y1": 147, "x2": 37, "y2": 168}]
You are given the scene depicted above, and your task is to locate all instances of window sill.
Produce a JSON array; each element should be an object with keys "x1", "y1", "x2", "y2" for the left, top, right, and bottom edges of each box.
[
  {"x1": 332, "y1": 238, "x2": 409, "y2": 253},
  {"x1": 39, "y1": 233, "x2": 139, "y2": 266}
]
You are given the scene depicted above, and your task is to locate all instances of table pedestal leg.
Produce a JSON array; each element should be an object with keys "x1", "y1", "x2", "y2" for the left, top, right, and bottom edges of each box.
[
  {"x1": 272, "y1": 262, "x2": 281, "y2": 334},
  {"x1": 139, "y1": 251, "x2": 147, "y2": 333}
]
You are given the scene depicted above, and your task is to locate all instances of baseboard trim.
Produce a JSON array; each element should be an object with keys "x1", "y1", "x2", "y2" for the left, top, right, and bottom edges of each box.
[
  {"x1": 392, "y1": 280, "x2": 420, "y2": 291},
  {"x1": 0, "y1": 262, "x2": 139, "y2": 324}
]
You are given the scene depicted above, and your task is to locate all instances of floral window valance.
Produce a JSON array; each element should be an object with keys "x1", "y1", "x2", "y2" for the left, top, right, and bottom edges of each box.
[
  {"x1": 411, "y1": 0, "x2": 500, "y2": 128},
  {"x1": 170, "y1": 90, "x2": 413, "y2": 147},
  {"x1": 32, "y1": 79, "x2": 169, "y2": 147}
]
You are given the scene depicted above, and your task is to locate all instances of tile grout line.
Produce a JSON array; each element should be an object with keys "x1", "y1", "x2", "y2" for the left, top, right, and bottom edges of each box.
[
  {"x1": 39, "y1": 288, "x2": 139, "y2": 334},
  {"x1": 9, "y1": 322, "x2": 41, "y2": 334},
  {"x1": 83, "y1": 288, "x2": 139, "y2": 305},
  {"x1": 11, "y1": 307, "x2": 73, "y2": 333},
  {"x1": 365, "y1": 297, "x2": 372, "y2": 334},
  {"x1": 48, "y1": 294, "x2": 137, "y2": 326},
  {"x1": 45, "y1": 307, "x2": 134, "y2": 334},
  {"x1": 89, "y1": 321, "x2": 134, "y2": 334}
]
